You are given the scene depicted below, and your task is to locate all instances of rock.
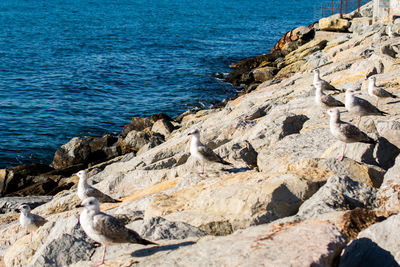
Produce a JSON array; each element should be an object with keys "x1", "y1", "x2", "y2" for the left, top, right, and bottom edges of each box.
[
  {"x1": 145, "y1": 171, "x2": 324, "y2": 235},
  {"x1": 151, "y1": 119, "x2": 175, "y2": 138},
  {"x1": 376, "y1": 120, "x2": 400, "y2": 148},
  {"x1": 121, "y1": 117, "x2": 153, "y2": 137},
  {"x1": 319, "y1": 17, "x2": 351, "y2": 32},
  {"x1": 296, "y1": 176, "x2": 377, "y2": 219},
  {"x1": 51, "y1": 135, "x2": 122, "y2": 171},
  {"x1": 123, "y1": 131, "x2": 165, "y2": 153},
  {"x1": 272, "y1": 25, "x2": 315, "y2": 54},
  {"x1": 140, "y1": 216, "x2": 207, "y2": 240},
  {"x1": 2, "y1": 164, "x2": 54, "y2": 196},
  {"x1": 359, "y1": 1, "x2": 373, "y2": 17},
  {"x1": 134, "y1": 220, "x2": 347, "y2": 267},
  {"x1": 252, "y1": 66, "x2": 278, "y2": 82},
  {"x1": 4, "y1": 215, "x2": 95, "y2": 267},
  {"x1": 349, "y1": 17, "x2": 373, "y2": 35},
  {"x1": 381, "y1": 44, "x2": 398, "y2": 58},
  {"x1": 0, "y1": 196, "x2": 52, "y2": 213},
  {"x1": 377, "y1": 155, "x2": 400, "y2": 215},
  {"x1": 51, "y1": 137, "x2": 91, "y2": 170},
  {"x1": 339, "y1": 214, "x2": 400, "y2": 266},
  {"x1": 150, "y1": 113, "x2": 173, "y2": 123}
]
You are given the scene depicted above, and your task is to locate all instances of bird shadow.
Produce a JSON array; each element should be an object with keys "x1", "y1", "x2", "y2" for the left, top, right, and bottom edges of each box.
[
  {"x1": 387, "y1": 100, "x2": 400, "y2": 105},
  {"x1": 131, "y1": 241, "x2": 196, "y2": 257},
  {"x1": 222, "y1": 167, "x2": 252, "y2": 173}
]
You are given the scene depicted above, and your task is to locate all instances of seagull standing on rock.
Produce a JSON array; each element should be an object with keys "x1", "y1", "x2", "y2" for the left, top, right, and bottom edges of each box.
[
  {"x1": 77, "y1": 170, "x2": 121, "y2": 203},
  {"x1": 368, "y1": 76, "x2": 397, "y2": 107},
  {"x1": 345, "y1": 88, "x2": 388, "y2": 127},
  {"x1": 313, "y1": 69, "x2": 341, "y2": 93},
  {"x1": 327, "y1": 108, "x2": 376, "y2": 161},
  {"x1": 19, "y1": 204, "x2": 48, "y2": 241},
  {"x1": 188, "y1": 128, "x2": 232, "y2": 174},
  {"x1": 79, "y1": 197, "x2": 157, "y2": 267}
]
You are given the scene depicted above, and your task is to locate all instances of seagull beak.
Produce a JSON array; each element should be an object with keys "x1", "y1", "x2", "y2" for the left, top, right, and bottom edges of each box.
[
  {"x1": 75, "y1": 204, "x2": 83, "y2": 208},
  {"x1": 187, "y1": 133, "x2": 192, "y2": 136}
]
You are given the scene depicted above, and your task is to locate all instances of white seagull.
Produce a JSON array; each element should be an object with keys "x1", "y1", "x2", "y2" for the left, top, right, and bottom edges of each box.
[
  {"x1": 77, "y1": 170, "x2": 120, "y2": 203},
  {"x1": 19, "y1": 204, "x2": 47, "y2": 241},
  {"x1": 79, "y1": 197, "x2": 157, "y2": 266},
  {"x1": 313, "y1": 69, "x2": 341, "y2": 93},
  {"x1": 368, "y1": 76, "x2": 397, "y2": 107},
  {"x1": 327, "y1": 108, "x2": 376, "y2": 161},
  {"x1": 345, "y1": 89, "x2": 388, "y2": 127},
  {"x1": 188, "y1": 128, "x2": 232, "y2": 174}
]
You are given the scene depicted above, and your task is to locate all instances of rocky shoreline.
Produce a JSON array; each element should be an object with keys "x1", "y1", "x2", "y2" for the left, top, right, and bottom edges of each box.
[{"x1": 2, "y1": 1, "x2": 400, "y2": 266}]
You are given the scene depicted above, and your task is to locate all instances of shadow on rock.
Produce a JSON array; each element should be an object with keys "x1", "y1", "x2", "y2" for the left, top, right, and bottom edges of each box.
[
  {"x1": 223, "y1": 167, "x2": 253, "y2": 173},
  {"x1": 339, "y1": 237, "x2": 399, "y2": 267},
  {"x1": 131, "y1": 241, "x2": 196, "y2": 257}
]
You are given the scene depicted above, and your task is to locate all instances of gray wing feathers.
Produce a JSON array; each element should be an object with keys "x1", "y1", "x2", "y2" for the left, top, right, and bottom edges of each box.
[
  {"x1": 93, "y1": 213, "x2": 155, "y2": 245},
  {"x1": 31, "y1": 214, "x2": 47, "y2": 227},
  {"x1": 86, "y1": 186, "x2": 120, "y2": 203},
  {"x1": 198, "y1": 145, "x2": 231, "y2": 165},
  {"x1": 340, "y1": 123, "x2": 375, "y2": 144},
  {"x1": 321, "y1": 95, "x2": 344, "y2": 107},
  {"x1": 356, "y1": 97, "x2": 387, "y2": 115},
  {"x1": 375, "y1": 87, "x2": 397, "y2": 98},
  {"x1": 317, "y1": 80, "x2": 340, "y2": 92}
]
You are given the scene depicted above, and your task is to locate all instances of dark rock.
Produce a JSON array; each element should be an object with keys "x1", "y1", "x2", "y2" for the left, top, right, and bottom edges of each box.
[
  {"x1": 150, "y1": 113, "x2": 173, "y2": 123},
  {"x1": 123, "y1": 131, "x2": 165, "y2": 153},
  {"x1": 225, "y1": 50, "x2": 283, "y2": 86},
  {"x1": 175, "y1": 110, "x2": 196, "y2": 123},
  {"x1": 271, "y1": 25, "x2": 316, "y2": 55},
  {"x1": 279, "y1": 114, "x2": 309, "y2": 140},
  {"x1": 121, "y1": 117, "x2": 153, "y2": 137},
  {"x1": 0, "y1": 196, "x2": 52, "y2": 213},
  {"x1": 2, "y1": 164, "x2": 54, "y2": 196}
]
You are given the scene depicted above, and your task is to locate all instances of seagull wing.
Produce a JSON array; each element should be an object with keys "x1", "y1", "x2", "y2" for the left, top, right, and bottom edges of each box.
[
  {"x1": 339, "y1": 122, "x2": 375, "y2": 144},
  {"x1": 86, "y1": 186, "x2": 120, "y2": 203},
  {"x1": 356, "y1": 96, "x2": 387, "y2": 115},
  {"x1": 321, "y1": 94, "x2": 344, "y2": 107},
  {"x1": 31, "y1": 213, "x2": 47, "y2": 227},
  {"x1": 375, "y1": 87, "x2": 397, "y2": 98},
  {"x1": 198, "y1": 145, "x2": 231, "y2": 165}
]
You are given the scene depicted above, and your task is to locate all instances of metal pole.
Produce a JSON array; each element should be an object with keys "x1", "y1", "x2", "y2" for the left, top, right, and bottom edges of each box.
[
  {"x1": 332, "y1": 0, "x2": 334, "y2": 15},
  {"x1": 345, "y1": 0, "x2": 348, "y2": 14},
  {"x1": 358, "y1": 0, "x2": 361, "y2": 12}
]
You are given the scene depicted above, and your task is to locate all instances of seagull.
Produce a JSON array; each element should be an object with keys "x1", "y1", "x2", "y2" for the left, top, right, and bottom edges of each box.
[
  {"x1": 19, "y1": 204, "x2": 47, "y2": 241},
  {"x1": 345, "y1": 88, "x2": 388, "y2": 127},
  {"x1": 313, "y1": 69, "x2": 341, "y2": 93},
  {"x1": 77, "y1": 170, "x2": 121, "y2": 203},
  {"x1": 368, "y1": 76, "x2": 397, "y2": 107},
  {"x1": 327, "y1": 108, "x2": 376, "y2": 161},
  {"x1": 188, "y1": 128, "x2": 232, "y2": 174},
  {"x1": 314, "y1": 82, "x2": 344, "y2": 115},
  {"x1": 387, "y1": 24, "x2": 393, "y2": 38},
  {"x1": 79, "y1": 197, "x2": 157, "y2": 267}
]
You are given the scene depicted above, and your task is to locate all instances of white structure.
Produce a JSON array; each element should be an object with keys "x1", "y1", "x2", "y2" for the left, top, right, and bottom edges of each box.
[{"x1": 373, "y1": 0, "x2": 400, "y2": 23}]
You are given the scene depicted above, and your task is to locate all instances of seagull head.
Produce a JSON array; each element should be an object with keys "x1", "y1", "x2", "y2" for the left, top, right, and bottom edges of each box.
[
  {"x1": 18, "y1": 204, "x2": 31, "y2": 214},
  {"x1": 187, "y1": 128, "x2": 200, "y2": 137},
  {"x1": 345, "y1": 88, "x2": 357, "y2": 95},
  {"x1": 81, "y1": 197, "x2": 100, "y2": 212},
  {"x1": 368, "y1": 76, "x2": 376, "y2": 84},
  {"x1": 313, "y1": 69, "x2": 320, "y2": 76},
  {"x1": 76, "y1": 170, "x2": 88, "y2": 181},
  {"x1": 327, "y1": 108, "x2": 340, "y2": 120}
]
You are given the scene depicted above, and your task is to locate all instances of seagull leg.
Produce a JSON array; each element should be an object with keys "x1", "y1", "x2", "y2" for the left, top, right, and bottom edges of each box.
[
  {"x1": 337, "y1": 143, "x2": 346, "y2": 161},
  {"x1": 376, "y1": 98, "x2": 379, "y2": 108},
  {"x1": 93, "y1": 245, "x2": 106, "y2": 267},
  {"x1": 356, "y1": 116, "x2": 361, "y2": 127},
  {"x1": 30, "y1": 232, "x2": 32, "y2": 242}
]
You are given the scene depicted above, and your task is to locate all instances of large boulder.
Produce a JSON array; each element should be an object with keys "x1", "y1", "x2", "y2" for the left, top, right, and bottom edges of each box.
[
  {"x1": 319, "y1": 17, "x2": 351, "y2": 32},
  {"x1": 0, "y1": 196, "x2": 52, "y2": 213},
  {"x1": 121, "y1": 117, "x2": 153, "y2": 137},
  {"x1": 377, "y1": 155, "x2": 400, "y2": 215}
]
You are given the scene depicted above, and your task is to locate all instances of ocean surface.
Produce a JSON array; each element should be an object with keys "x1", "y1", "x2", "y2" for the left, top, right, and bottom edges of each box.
[{"x1": 0, "y1": 0, "x2": 325, "y2": 168}]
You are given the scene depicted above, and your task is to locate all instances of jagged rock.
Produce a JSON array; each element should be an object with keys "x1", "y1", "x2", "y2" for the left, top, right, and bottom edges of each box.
[
  {"x1": 272, "y1": 25, "x2": 315, "y2": 55},
  {"x1": 2, "y1": 164, "x2": 54, "y2": 196},
  {"x1": 319, "y1": 17, "x2": 351, "y2": 32},
  {"x1": 0, "y1": 196, "x2": 52, "y2": 213},
  {"x1": 145, "y1": 171, "x2": 324, "y2": 235},
  {"x1": 51, "y1": 135, "x2": 122, "y2": 171},
  {"x1": 350, "y1": 17, "x2": 373, "y2": 35},
  {"x1": 150, "y1": 113, "x2": 173, "y2": 123},
  {"x1": 140, "y1": 216, "x2": 207, "y2": 240},
  {"x1": 151, "y1": 119, "x2": 175, "y2": 138},
  {"x1": 123, "y1": 130, "x2": 164, "y2": 152},
  {"x1": 339, "y1": 214, "x2": 400, "y2": 266},
  {"x1": 252, "y1": 66, "x2": 278, "y2": 82},
  {"x1": 376, "y1": 120, "x2": 400, "y2": 148},
  {"x1": 4, "y1": 215, "x2": 95, "y2": 267},
  {"x1": 133, "y1": 220, "x2": 347, "y2": 267},
  {"x1": 377, "y1": 155, "x2": 400, "y2": 215},
  {"x1": 296, "y1": 176, "x2": 377, "y2": 219},
  {"x1": 121, "y1": 117, "x2": 153, "y2": 137}
]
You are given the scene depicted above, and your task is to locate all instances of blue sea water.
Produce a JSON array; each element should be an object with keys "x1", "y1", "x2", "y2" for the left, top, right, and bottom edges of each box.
[{"x1": 0, "y1": 0, "x2": 324, "y2": 168}]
